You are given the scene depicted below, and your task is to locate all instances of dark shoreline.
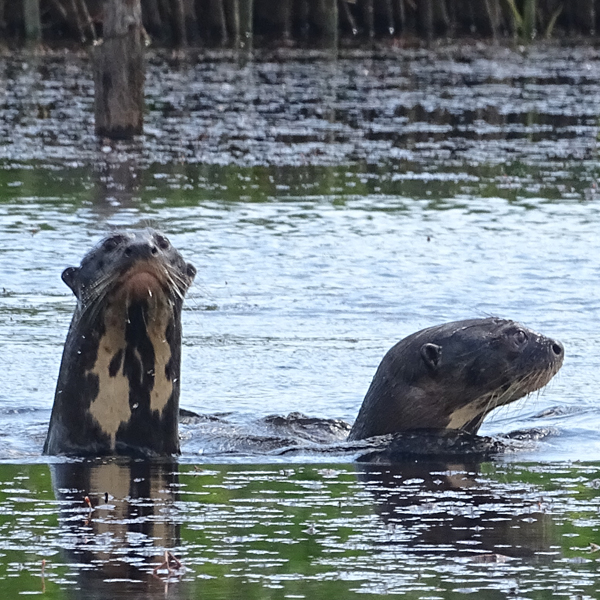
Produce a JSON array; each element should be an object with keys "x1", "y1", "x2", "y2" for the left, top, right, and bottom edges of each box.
[
  {"x1": 2, "y1": 36, "x2": 600, "y2": 62},
  {"x1": 3, "y1": 0, "x2": 600, "y2": 49}
]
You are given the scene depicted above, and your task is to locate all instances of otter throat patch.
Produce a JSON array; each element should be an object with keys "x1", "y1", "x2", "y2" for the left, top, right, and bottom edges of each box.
[{"x1": 87, "y1": 297, "x2": 174, "y2": 450}]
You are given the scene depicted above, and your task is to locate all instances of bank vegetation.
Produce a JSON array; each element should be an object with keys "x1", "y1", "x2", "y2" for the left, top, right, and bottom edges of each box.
[{"x1": 3, "y1": 0, "x2": 598, "y2": 48}]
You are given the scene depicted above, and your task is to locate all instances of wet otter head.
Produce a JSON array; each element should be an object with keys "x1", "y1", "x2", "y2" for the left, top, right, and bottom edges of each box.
[
  {"x1": 43, "y1": 229, "x2": 196, "y2": 456},
  {"x1": 348, "y1": 318, "x2": 564, "y2": 441}
]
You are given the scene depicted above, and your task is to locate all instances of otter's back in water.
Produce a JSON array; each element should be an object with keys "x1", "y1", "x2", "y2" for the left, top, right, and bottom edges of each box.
[
  {"x1": 43, "y1": 229, "x2": 196, "y2": 456},
  {"x1": 348, "y1": 318, "x2": 564, "y2": 442}
]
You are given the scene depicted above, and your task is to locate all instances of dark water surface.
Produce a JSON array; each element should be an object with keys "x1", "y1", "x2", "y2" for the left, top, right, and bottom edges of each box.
[{"x1": 1, "y1": 44, "x2": 600, "y2": 597}]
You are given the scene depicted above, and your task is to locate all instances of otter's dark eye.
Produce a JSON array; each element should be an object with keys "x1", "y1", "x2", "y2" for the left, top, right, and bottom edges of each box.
[
  {"x1": 103, "y1": 235, "x2": 125, "y2": 252},
  {"x1": 514, "y1": 330, "x2": 528, "y2": 345},
  {"x1": 155, "y1": 234, "x2": 170, "y2": 250}
]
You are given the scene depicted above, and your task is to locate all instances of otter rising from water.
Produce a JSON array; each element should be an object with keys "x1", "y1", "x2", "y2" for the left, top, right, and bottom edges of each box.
[
  {"x1": 43, "y1": 230, "x2": 196, "y2": 456},
  {"x1": 348, "y1": 318, "x2": 564, "y2": 441}
]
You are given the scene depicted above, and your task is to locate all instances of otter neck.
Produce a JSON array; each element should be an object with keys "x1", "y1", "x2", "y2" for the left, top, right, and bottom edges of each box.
[{"x1": 87, "y1": 294, "x2": 177, "y2": 451}]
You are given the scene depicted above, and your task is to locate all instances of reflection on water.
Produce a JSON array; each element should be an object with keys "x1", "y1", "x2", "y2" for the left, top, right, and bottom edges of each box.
[
  {"x1": 1, "y1": 460, "x2": 600, "y2": 598},
  {"x1": 356, "y1": 461, "x2": 554, "y2": 559},
  {"x1": 50, "y1": 460, "x2": 186, "y2": 598}
]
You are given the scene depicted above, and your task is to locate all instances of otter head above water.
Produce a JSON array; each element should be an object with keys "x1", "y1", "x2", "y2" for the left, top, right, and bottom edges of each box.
[
  {"x1": 348, "y1": 318, "x2": 564, "y2": 442},
  {"x1": 43, "y1": 229, "x2": 196, "y2": 456}
]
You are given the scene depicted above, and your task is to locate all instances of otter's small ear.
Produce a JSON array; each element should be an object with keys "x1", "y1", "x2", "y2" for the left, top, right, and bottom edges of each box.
[
  {"x1": 186, "y1": 263, "x2": 197, "y2": 281},
  {"x1": 61, "y1": 267, "x2": 80, "y2": 296},
  {"x1": 420, "y1": 343, "x2": 442, "y2": 371}
]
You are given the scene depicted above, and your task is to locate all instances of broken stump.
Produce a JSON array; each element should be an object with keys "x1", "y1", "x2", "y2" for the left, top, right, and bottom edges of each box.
[{"x1": 93, "y1": 0, "x2": 144, "y2": 139}]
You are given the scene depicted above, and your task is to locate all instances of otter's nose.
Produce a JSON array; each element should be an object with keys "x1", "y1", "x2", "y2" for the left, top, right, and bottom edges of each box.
[
  {"x1": 550, "y1": 340, "x2": 564, "y2": 357},
  {"x1": 123, "y1": 241, "x2": 158, "y2": 259}
]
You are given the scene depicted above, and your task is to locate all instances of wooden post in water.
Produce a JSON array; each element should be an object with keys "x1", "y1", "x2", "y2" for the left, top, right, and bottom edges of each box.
[
  {"x1": 93, "y1": 0, "x2": 144, "y2": 139},
  {"x1": 23, "y1": 0, "x2": 41, "y2": 42}
]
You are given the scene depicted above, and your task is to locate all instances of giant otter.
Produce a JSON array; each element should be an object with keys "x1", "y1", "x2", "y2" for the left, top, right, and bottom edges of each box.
[
  {"x1": 348, "y1": 318, "x2": 564, "y2": 441},
  {"x1": 43, "y1": 229, "x2": 196, "y2": 456}
]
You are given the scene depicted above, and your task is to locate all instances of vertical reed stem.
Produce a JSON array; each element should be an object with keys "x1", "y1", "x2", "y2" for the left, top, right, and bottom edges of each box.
[
  {"x1": 239, "y1": 0, "x2": 253, "y2": 53},
  {"x1": 484, "y1": 0, "x2": 499, "y2": 41},
  {"x1": 397, "y1": 0, "x2": 405, "y2": 31},
  {"x1": 341, "y1": 0, "x2": 358, "y2": 35},
  {"x1": 299, "y1": 0, "x2": 309, "y2": 38},
  {"x1": 69, "y1": 0, "x2": 85, "y2": 41},
  {"x1": 173, "y1": 0, "x2": 187, "y2": 46},
  {"x1": 366, "y1": 0, "x2": 375, "y2": 39},
  {"x1": 439, "y1": 0, "x2": 451, "y2": 35},
  {"x1": 158, "y1": 0, "x2": 173, "y2": 41},
  {"x1": 217, "y1": 0, "x2": 228, "y2": 45},
  {"x1": 318, "y1": 0, "x2": 338, "y2": 50},
  {"x1": 385, "y1": 0, "x2": 395, "y2": 34},
  {"x1": 445, "y1": 0, "x2": 456, "y2": 37},
  {"x1": 468, "y1": 0, "x2": 477, "y2": 35},
  {"x1": 282, "y1": 0, "x2": 292, "y2": 42},
  {"x1": 425, "y1": 0, "x2": 434, "y2": 41},
  {"x1": 24, "y1": 0, "x2": 41, "y2": 42},
  {"x1": 232, "y1": 0, "x2": 240, "y2": 48},
  {"x1": 79, "y1": 0, "x2": 97, "y2": 41},
  {"x1": 182, "y1": 0, "x2": 199, "y2": 45}
]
